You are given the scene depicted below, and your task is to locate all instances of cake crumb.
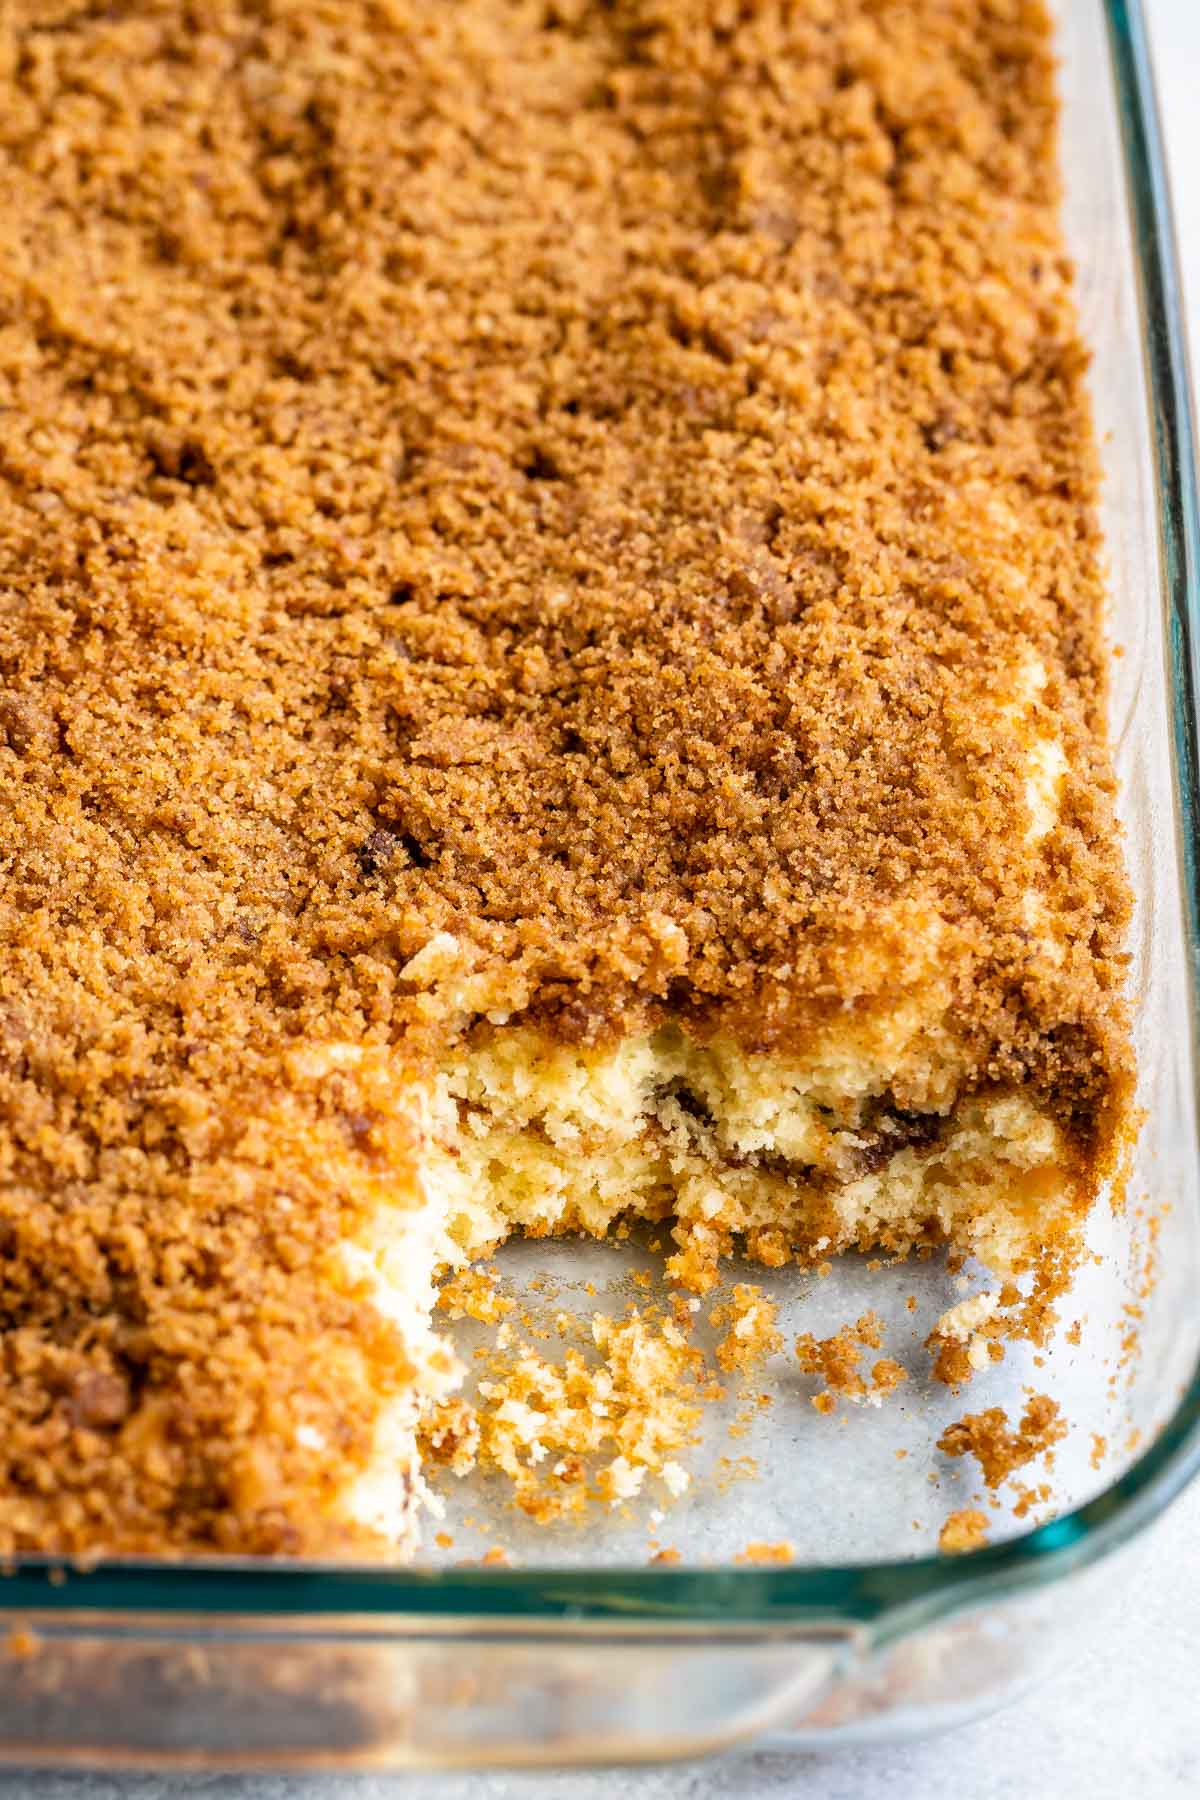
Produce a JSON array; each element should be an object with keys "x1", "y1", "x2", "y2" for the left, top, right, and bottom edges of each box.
[
  {"x1": 438, "y1": 1267, "x2": 516, "y2": 1326},
  {"x1": 3, "y1": 1626, "x2": 38, "y2": 1660},
  {"x1": 418, "y1": 1399, "x2": 482, "y2": 1478},
  {"x1": 711, "y1": 1286, "x2": 783, "y2": 1375},
  {"x1": 1010, "y1": 1480, "x2": 1052, "y2": 1520},
  {"x1": 937, "y1": 1396, "x2": 1066, "y2": 1490},
  {"x1": 449, "y1": 1306, "x2": 704, "y2": 1524},
  {"x1": 795, "y1": 1313, "x2": 906, "y2": 1412},
  {"x1": 735, "y1": 1541, "x2": 795, "y2": 1566},
  {"x1": 938, "y1": 1510, "x2": 990, "y2": 1555},
  {"x1": 715, "y1": 1455, "x2": 759, "y2": 1492},
  {"x1": 870, "y1": 1358, "x2": 907, "y2": 1400},
  {"x1": 927, "y1": 1293, "x2": 1001, "y2": 1386}
]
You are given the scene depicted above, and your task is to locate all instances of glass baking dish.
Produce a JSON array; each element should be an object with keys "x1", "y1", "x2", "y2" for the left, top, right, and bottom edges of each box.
[{"x1": 0, "y1": 0, "x2": 1197, "y2": 1768}]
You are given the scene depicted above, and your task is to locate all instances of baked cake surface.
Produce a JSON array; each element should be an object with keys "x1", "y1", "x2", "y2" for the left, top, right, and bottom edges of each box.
[{"x1": 0, "y1": 0, "x2": 1132, "y2": 1556}]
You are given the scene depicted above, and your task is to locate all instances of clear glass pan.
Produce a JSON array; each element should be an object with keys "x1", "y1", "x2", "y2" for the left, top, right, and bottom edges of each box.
[{"x1": 0, "y1": 0, "x2": 1197, "y2": 1768}]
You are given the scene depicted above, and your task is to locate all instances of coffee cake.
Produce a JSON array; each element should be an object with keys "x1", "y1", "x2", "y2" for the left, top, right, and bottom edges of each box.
[{"x1": 0, "y1": 0, "x2": 1132, "y2": 1557}]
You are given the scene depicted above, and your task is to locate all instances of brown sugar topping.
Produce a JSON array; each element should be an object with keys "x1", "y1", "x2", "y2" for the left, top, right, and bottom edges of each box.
[{"x1": 0, "y1": 0, "x2": 1129, "y2": 1553}]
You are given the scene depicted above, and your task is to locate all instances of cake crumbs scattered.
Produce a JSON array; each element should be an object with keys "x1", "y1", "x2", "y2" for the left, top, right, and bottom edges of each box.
[
  {"x1": 1010, "y1": 1481, "x2": 1053, "y2": 1520},
  {"x1": 716, "y1": 1455, "x2": 760, "y2": 1492},
  {"x1": 937, "y1": 1396, "x2": 1067, "y2": 1490},
  {"x1": 429, "y1": 1305, "x2": 706, "y2": 1524},
  {"x1": 711, "y1": 1286, "x2": 783, "y2": 1375},
  {"x1": 438, "y1": 1267, "x2": 515, "y2": 1326},
  {"x1": 795, "y1": 1313, "x2": 906, "y2": 1412}
]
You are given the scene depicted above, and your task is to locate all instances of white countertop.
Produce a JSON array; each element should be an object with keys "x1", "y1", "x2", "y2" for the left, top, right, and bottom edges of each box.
[{"x1": 7, "y1": 1, "x2": 1200, "y2": 1796}]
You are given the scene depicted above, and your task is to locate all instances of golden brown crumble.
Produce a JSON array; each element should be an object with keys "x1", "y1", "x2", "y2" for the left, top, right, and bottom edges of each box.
[
  {"x1": 926, "y1": 1291, "x2": 1005, "y2": 1386},
  {"x1": 938, "y1": 1509, "x2": 990, "y2": 1555},
  {"x1": 0, "y1": 0, "x2": 1130, "y2": 1554},
  {"x1": 1010, "y1": 1478, "x2": 1052, "y2": 1520},
  {"x1": 431, "y1": 1305, "x2": 709, "y2": 1523},
  {"x1": 710, "y1": 1285, "x2": 783, "y2": 1376},
  {"x1": 418, "y1": 1397, "x2": 482, "y2": 1480},
  {"x1": 927, "y1": 1253, "x2": 1084, "y2": 1387},
  {"x1": 437, "y1": 1267, "x2": 516, "y2": 1327},
  {"x1": 871, "y1": 1358, "x2": 908, "y2": 1400},
  {"x1": 937, "y1": 1394, "x2": 1066, "y2": 1489},
  {"x1": 794, "y1": 1311, "x2": 906, "y2": 1412}
]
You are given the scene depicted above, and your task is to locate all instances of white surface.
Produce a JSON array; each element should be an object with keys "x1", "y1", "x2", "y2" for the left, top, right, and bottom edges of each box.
[{"x1": 7, "y1": 0, "x2": 1200, "y2": 1795}]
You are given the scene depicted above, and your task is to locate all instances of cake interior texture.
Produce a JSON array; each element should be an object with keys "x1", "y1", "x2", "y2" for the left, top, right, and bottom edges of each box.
[{"x1": 0, "y1": 0, "x2": 1132, "y2": 1559}]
